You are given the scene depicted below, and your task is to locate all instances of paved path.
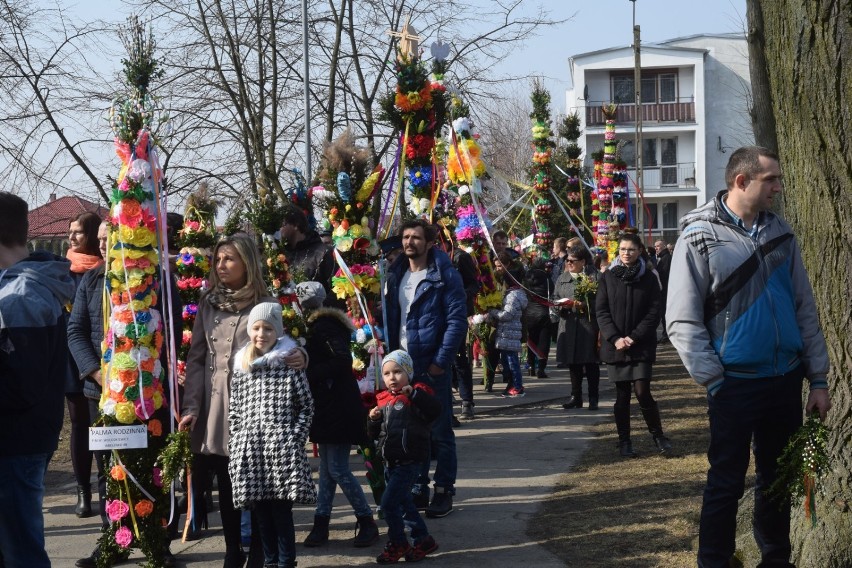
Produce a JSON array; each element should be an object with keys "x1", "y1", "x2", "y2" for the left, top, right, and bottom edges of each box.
[{"x1": 45, "y1": 366, "x2": 612, "y2": 567}]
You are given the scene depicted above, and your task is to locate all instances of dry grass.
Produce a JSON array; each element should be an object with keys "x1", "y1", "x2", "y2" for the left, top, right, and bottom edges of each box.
[{"x1": 528, "y1": 345, "x2": 715, "y2": 568}]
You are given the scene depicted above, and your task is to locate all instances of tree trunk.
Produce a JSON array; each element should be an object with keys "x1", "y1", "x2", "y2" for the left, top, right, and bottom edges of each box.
[
  {"x1": 757, "y1": 1, "x2": 852, "y2": 566},
  {"x1": 745, "y1": 0, "x2": 778, "y2": 154}
]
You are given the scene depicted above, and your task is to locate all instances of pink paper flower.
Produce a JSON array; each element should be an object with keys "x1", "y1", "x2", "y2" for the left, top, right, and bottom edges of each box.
[
  {"x1": 152, "y1": 467, "x2": 163, "y2": 488},
  {"x1": 115, "y1": 526, "x2": 133, "y2": 548},
  {"x1": 106, "y1": 499, "x2": 130, "y2": 522}
]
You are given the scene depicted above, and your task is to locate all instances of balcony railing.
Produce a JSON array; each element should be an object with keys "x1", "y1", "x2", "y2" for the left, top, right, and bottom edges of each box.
[
  {"x1": 583, "y1": 162, "x2": 697, "y2": 191},
  {"x1": 628, "y1": 163, "x2": 696, "y2": 191},
  {"x1": 585, "y1": 99, "x2": 695, "y2": 126}
]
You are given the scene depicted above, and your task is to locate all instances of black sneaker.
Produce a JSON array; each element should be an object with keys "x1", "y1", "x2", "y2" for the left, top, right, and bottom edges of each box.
[{"x1": 425, "y1": 488, "x2": 453, "y2": 518}]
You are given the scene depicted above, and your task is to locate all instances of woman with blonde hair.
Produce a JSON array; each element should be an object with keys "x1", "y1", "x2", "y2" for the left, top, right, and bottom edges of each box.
[{"x1": 180, "y1": 234, "x2": 307, "y2": 567}]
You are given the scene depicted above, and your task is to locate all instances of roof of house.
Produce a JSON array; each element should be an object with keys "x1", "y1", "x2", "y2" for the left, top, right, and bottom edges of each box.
[
  {"x1": 28, "y1": 195, "x2": 109, "y2": 239},
  {"x1": 570, "y1": 33, "x2": 744, "y2": 62}
]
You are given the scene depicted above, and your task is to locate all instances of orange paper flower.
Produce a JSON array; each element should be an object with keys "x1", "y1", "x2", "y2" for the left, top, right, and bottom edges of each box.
[
  {"x1": 147, "y1": 419, "x2": 162, "y2": 437},
  {"x1": 134, "y1": 499, "x2": 154, "y2": 518},
  {"x1": 110, "y1": 465, "x2": 127, "y2": 481}
]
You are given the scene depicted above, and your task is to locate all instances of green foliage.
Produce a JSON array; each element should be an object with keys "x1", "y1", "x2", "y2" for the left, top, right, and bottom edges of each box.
[
  {"x1": 157, "y1": 431, "x2": 193, "y2": 491},
  {"x1": 559, "y1": 112, "x2": 582, "y2": 141},
  {"x1": 530, "y1": 80, "x2": 552, "y2": 123},
  {"x1": 243, "y1": 192, "x2": 286, "y2": 235},
  {"x1": 118, "y1": 16, "x2": 164, "y2": 97},
  {"x1": 222, "y1": 209, "x2": 242, "y2": 236}
]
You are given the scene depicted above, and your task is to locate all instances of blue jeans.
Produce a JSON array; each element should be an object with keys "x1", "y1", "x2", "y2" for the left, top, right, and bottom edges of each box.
[
  {"x1": 0, "y1": 452, "x2": 52, "y2": 568},
  {"x1": 500, "y1": 350, "x2": 523, "y2": 391},
  {"x1": 698, "y1": 367, "x2": 804, "y2": 568},
  {"x1": 381, "y1": 462, "x2": 429, "y2": 544},
  {"x1": 255, "y1": 499, "x2": 295, "y2": 566},
  {"x1": 315, "y1": 443, "x2": 372, "y2": 518},
  {"x1": 414, "y1": 372, "x2": 457, "y2": 494}
]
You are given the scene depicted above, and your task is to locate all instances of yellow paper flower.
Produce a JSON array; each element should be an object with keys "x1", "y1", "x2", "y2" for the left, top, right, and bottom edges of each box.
[
  {"x1": 352, "y1": 358, "x2": 365, "y2": 371},
  {"x1": 115, "y1": 402, "x2": 136, "y2": 424}
]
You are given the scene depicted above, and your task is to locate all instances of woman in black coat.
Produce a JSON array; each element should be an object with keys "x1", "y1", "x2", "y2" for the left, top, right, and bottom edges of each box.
[
  {"x1": 554, "y1": 245, "x2": 600, "y2": 410},
  {"x1": 596, "y1": 233, "x2": 671, "y2": 457},
  {"x1": 297, "y1": 282, "x2": 379, "y2": 549}
]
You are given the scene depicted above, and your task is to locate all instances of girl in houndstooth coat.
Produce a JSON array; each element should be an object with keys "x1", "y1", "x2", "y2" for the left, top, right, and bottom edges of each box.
[{"x1": 228, "y1": 302, "x2": 316, "y2": 568}]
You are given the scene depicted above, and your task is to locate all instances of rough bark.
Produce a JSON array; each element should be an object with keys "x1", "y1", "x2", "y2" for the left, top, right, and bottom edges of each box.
[
  {"x1": 755, "y1": 1, "x2": 852, "y2": 566},
  {"x1": 745, "y1": 0, "x2": 779, "y2": 154}
]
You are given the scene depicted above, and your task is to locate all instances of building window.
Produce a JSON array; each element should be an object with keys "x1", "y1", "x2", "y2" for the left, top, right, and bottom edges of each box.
[
  {"x1": 662, "y1": 202, "x2": 678, "y2": 229},
  {"x1": 610, "y1": 70, "x2": 679, "y2": 104},
  {"x1": 659, "y1": 73, "x2": 676, "y2": 103},
  {"x1": 620, "y1": 139, "x2": 660, "y2": 168},
  {"x1": 613, "y1": 75, "x2": 633, "y2": 104},
  {"x1": 661, "y1": 138, "x2": 678, "y2": 185}
]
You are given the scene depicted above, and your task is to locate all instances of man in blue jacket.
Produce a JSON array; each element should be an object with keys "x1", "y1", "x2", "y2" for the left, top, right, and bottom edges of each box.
[
  {"x1": 667, "y1": 147, "x2": 831, "y2": 568},
  {"x1": 0, "y1": 192, "x2": 75, "y2": 567},
  {"x1": 384, "y1": 219, "x2": 467, "y2": 518}
]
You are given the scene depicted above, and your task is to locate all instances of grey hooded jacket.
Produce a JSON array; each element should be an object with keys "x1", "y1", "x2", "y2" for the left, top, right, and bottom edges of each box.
[{"x1": 666, "y1": 190, "x2": 829, "y2": 394}]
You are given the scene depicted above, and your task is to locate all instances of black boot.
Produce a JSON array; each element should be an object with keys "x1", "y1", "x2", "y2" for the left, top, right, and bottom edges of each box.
[
  {"x1": 75, "y1": 484, "x2": 93, "y2": 518},
  {"x1": 641, "y1": 403, "x2": 672, "y2": 454},
  {"x1": 353, "y1": 514, "x2": 380, "y2": 547},
  {"x1": 303, "y1": 514, "x2": 330, "y2": 547},
  {"x1": 614, "y1": 403, "x2": 636, "y2": 458},
  {"x1": 562, "y1": 395, "x2": 583, "y2": 409},
  {"x1": 587, "y1": 397, "x2": 599, "y2": 411}
]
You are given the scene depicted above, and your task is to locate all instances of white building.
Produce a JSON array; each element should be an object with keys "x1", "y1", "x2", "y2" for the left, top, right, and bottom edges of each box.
[{"x1": 566, "y1": 33, "x2": 754, "y2": 243}]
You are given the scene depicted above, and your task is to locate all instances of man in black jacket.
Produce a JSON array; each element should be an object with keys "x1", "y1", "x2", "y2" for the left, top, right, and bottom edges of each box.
[
  {"x1": 280, "y1": 206, "x2": 336, "y2": 300},
  {"x1": 439, "y1": 235, "x2": 480, "y2": 420},
  {"x1": 653, "y1": 240, "x2": 672, "y2": 342}
]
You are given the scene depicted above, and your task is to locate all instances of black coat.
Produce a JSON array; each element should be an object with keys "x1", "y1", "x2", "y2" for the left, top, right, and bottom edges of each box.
[
  {"x1": 655, "y1": 249, "x2": 672, "y2": 294},
  {"x1": 305, "y1": 308, "x2": 368, "y2": 445},
  {"x1": 554, "y1": 271, "x2": 599, "y2": 365},
  {"x1": 595, "y1": 264, "x2": 661, "y2": 365},
  {"x1": 524, "y1": 266, "x2": 553, "y2": 327},
  {"x1": 452, "y1": 248, "x2": 480, "y2": 316},
  {"x1": 367, "y1": 385, "x2": 441, "y2": 464}
]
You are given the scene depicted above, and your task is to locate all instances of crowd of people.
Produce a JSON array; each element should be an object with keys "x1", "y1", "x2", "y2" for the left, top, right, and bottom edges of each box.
[{"x1": 0, "y1": 145, "x2": 831, "y2": 568}]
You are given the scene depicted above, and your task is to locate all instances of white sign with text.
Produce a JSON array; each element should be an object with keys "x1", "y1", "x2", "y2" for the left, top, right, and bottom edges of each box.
[{"x1": 88, "y1": 425, "x2": 149, "y2": 450}]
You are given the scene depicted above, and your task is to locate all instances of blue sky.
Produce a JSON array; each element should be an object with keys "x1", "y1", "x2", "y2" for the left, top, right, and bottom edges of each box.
[{"x1": 494, "y1": 0, "x2": 747, "y2": 101}]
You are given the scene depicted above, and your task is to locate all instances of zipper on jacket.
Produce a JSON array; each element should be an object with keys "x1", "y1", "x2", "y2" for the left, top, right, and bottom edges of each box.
[
  {"x1": 401, "y1": 428, "x2": 408, "y2": 455},
  {"x1": 719, "y1": 310, "x2": 731, "y2": 360},
  {"x1": 753, "y1": 237, "x2": 781, "y2": 374}
]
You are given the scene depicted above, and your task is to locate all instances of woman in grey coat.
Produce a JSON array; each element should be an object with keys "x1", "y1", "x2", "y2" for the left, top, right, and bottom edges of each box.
[
  {"x1": 554, "y1": 245, "x2": 601, "y2": 410},
  {"x1": 180, "y1": 234, "x2": 307, "y2": 567}
]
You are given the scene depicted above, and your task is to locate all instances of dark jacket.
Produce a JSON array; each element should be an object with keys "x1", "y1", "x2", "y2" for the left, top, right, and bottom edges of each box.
[
  {"x1": 595, "y1": 260, "x2": 661, "y2": 365},
  {"x1": 286, "y1": 231, "x2": 336, "y2": 299},
  {"x1": 452, "y1": 248, "x2": 480, "y2": 316},
  {"x1": 654, "y1": 248, "x2": 672, "y2": 294},
  {"x1": 384, "y1": 248, "x2": 468, "y2": 376},
  {"x1": 0, "y1": 252, "x2": 75, "y2": 456},
  {"x1": 524, "y1": 265, "x2": 554, "y2": 327},
  {"x1": 68, "y1": 266, "x2": 183, "y2": 401},
  {"x1": 367, "y1": 384, "x2": 441, "y2": 464},
  {"x1": 304, "y1": 307, "x2": 368, "y2": 444},
  {"x1": 554, "y1": 270, "x2": 599, "y2": 365}
]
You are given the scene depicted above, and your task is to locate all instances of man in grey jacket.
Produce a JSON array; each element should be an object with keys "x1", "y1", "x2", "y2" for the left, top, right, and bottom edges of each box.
[{"x1": 667, "y1": 146, "x2": 831, "y2": 568}]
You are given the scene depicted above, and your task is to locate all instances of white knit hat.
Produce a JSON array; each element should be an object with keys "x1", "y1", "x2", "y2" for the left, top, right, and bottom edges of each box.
[
  {"x1": 296, "y1": 281, "x2": 326, "y2": 310},
  {"x1": 247, "y1": 302, "x2": 284, "y2": 337}
]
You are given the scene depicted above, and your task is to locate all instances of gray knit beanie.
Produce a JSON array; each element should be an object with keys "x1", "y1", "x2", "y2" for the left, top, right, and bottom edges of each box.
[{"x1": 247, "y1": 302, "x2": 284, "y2": 337}]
